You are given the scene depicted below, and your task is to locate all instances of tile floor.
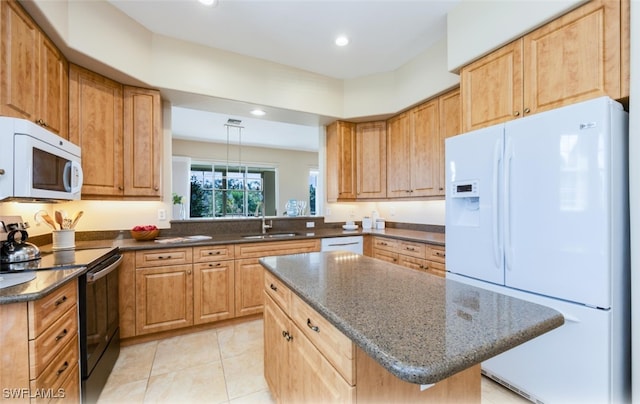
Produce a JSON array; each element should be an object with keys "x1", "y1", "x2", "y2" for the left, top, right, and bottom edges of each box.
[{"x1": 97, "y1": 318, "x2": 528, "y2": 404}]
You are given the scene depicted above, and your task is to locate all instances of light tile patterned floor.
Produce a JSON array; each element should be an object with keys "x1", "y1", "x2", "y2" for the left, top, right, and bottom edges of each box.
[{"x1": 98, "y1": 318, "x2": 528, "y2": 404}]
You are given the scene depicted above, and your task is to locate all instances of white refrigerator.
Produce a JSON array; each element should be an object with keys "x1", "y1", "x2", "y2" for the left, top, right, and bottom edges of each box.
[{"x1": 445, "y1": 97, "x2": 630, "y2": 403}]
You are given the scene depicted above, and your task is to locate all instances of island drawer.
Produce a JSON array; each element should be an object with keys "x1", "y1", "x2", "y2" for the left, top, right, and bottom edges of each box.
[
  {"x1": 372, "y1": 249, "x2": 398, "y2": 264},
  {"x1": 194, "y1": 245, "x2": 234, "y2": 262},
  {"x1": 290, "y1": 292, "x2": 355, "y2": 385},
  {"x1": 372, "y1": 237, "x2": 398, "y2": 252},
  {"x1": 28, "y1": 280, "x2": 77, "y2": 338},
  {"x1": 427, "y1": 245, "x2": 446, "y2": 264},
  {"x1": 30, "y1": 334, "x2": 78, "y2": 393},
  {"x1": 29, "y1": 305, "x2": 78, "y2": 377},
  {"x1": 136, "y1": 248, "x2": 193, "y2": 267},
  {"x1": 398, "y1": 256, "x2": 428, "y2": 272},
  {"x1": 264, "y1": 270, "x2": 291, "y2": 313}
]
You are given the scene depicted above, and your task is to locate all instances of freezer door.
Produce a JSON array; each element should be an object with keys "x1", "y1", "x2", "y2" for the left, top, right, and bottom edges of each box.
[
  {"x1": 445, "y1": 125, "x2": 504, "y2": 285},
  {"x1": 447, "y1": 273, "x2": 619, "y2": 404},
  {"x1": 503, "y1": 98, "x2": 616, "y2": 308}
]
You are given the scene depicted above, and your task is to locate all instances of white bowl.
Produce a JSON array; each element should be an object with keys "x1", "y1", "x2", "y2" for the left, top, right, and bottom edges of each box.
[{"x1": 342, "y1": 224, "x2": 358, "y2": 230}]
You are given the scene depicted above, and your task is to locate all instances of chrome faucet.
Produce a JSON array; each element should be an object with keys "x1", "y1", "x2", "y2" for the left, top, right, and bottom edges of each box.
[{"x1": 260, "y1": 203, "x2": 272, "y2": 234}]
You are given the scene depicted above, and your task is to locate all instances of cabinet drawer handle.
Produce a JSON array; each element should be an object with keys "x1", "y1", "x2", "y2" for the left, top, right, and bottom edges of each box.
[
  {"x1": 208, "y1": 263, "x2": 221, "y2": 267},
  {"x1": 406, "y1": 247, "x2": 416, "y2": 251},
  {"x1": 270, "y1": 284, "x2": 278, "y2": 292},
  {"x1": 208, "y1": 251, "x2": 221, "y2": 255},
  {"x1": 282, "y1": 330, "x2": 293, "y2": 341},
  {"x1": 158, "y1": 255, "x2": 172, "y2": 260},
  {"x1": 56, "y1": 361, "x2": 69, "y2": 376},
  {"x1": 55, "y1": 329, "x2": 68, "y2": 342},
  {"x1": 307, "y1": 318, "x2": 320, "y2": 333},
  {"x1": 54, "y1": 295, "x2": 68, "y2": 307},
  {"x1": 435, "y1": 252, "x2": 445, "y2": 257}
]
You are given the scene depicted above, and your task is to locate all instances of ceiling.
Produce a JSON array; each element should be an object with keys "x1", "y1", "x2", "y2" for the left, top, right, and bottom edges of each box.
[{"x1": 107, "y1": 0, "x2": 460, "y2": 151}]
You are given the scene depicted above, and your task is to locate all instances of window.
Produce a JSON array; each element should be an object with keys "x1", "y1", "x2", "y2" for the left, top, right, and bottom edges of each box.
[
  {"x1": 190, "y1": 163, "x2": 276, "y2": 218},
  {"x1": 309, "y1": 169, "x2": 318, "y2": 216}
]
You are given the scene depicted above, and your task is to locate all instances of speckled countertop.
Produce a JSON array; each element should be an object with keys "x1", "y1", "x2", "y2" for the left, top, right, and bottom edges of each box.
[
  {"x1": 68, "y1": 227, "x2": 445, "y2": 251},
  {"x1": 259, "y1": 251, "x2": 564, "y2": 385},
  {"x1": 0, "y1": 227, "x2": 442, "y2": 304},
  {"x1": 0, "y1": 267, "x2": 84, "y2": 304}
]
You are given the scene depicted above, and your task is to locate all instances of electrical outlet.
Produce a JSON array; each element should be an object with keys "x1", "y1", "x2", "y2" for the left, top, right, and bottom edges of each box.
[
  {"x1": 306, "y1": 221, "x2": 315, "y2": 228},
  {"x1": 158, "y1": 209, "x2": 167, "y2": 221}
]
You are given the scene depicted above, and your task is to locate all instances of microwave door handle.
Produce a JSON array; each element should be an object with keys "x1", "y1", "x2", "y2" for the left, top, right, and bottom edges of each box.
[
  {"x1": 71, "y1": 161, "x2": 83, "y2": 193},
  {"x1": 63, "y1": 161, "x2": 83, "y2": 193},
  {"x1": 87, "y1": 256, "x2": 123, "y2": 284}
]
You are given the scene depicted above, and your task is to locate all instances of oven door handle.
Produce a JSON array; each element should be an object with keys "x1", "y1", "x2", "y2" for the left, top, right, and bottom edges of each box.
[{"x1": 87, "y1": 255, "x2": 123, "y2": 284}]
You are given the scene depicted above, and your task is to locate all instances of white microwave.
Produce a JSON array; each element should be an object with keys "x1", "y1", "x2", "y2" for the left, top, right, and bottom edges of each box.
[{"x1": 0, "y1": 117, "x2": 83, "y2": 202}]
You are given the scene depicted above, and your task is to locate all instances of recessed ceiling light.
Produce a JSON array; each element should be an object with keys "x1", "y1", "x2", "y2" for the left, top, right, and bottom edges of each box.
[
  {"x1": 250, "y1": 109, "x2": 266, "y2": 116},
  {"x1": 199, "y1": 0, "x2": 218, "y2": 6},
  {"x1": 335, "y1": 35, "x2": 349, "y2": 47}
]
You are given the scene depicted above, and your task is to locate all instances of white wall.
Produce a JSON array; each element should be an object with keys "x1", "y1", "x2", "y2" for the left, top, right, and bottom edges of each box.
[{"x1": 446, "y1": 0, "x2": 586, "y2": 71}]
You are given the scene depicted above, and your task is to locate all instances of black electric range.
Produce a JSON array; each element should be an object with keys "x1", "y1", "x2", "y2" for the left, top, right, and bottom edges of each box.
[{"x1": 0, "y1": 247, "x2": 118, "y2": 273}]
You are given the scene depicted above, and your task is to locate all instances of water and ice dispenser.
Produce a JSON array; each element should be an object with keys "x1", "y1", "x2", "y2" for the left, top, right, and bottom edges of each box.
[{"x1": 449, "y1": 180, "x2": 480, "y2": 226}]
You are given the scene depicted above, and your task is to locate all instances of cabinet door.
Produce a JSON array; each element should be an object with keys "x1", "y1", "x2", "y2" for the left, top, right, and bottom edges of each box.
[
  {"x1": 264, "y1": 294, "x2": 290, "y2": 402},
  {"x1": 135, "y1": 264, "x2": 193, "y2": 335},
  {"x1": 337, "y1": 122, "x2": 356, "y2": 199},
  {"x1": 325, "y1": 121, "x2": 339, "y2": 202},
  {"x1": 234, "y1": 258, "x2": 265, "y2": 317},
  {"x1": 523, "y1": 0, "x2": 621, "y2": 114},
  {"x1": 461, "y1": 39, "x2": 523, "y2": 132},
  {"x1": 289, "y1": 323, "x2": 355, "y2": 403},
  {"x1": 193, "y1": 261, "x2": 235, "y2": 324},
  {"x1": 38, "y1": 35, "x2": 68, "y2": 138},
  {"x1": 438, "y1": 88, "x2": 461, "y2": 194},
  {"x1": 69, "y1": 64, "x2": 124, "y2": 197},
  {"x1": 356, "y1": 121, "x2": 386, "y2": 199},
  {"x1": 386, "y1": 113, "x2": 411, "y2": 197},
  {"x1": 410, "y1": 99, "x2": 439, "y2": 197},
  {"x1": 0, "y1": 0, "x2": 39, "y2": 122},
  {"x1": 123, "y1": 86, "x2": 162, "y2": 197}
]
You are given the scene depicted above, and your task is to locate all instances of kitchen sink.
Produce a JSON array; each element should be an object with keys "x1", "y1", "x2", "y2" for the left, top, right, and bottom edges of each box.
[{"x1": 242, "y1": 232, "x2": 298, "y2": 239}]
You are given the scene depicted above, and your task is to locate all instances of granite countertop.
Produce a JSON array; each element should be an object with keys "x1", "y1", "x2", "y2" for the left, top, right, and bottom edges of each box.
[
  {"x1": 67, "y1": 227, "x2": 445, "y2": 252},
  {"x1": 259, "y1": 251, "x2": 564, "y2": 385},
  {"x1": 0, "y1": 267, "x2": 85, "y2": 304}
]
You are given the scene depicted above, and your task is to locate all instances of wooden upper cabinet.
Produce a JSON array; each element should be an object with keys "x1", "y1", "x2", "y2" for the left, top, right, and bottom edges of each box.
[
  {"x1": 69, "y1": 64, "x2": 124, "y2": 197},
  {"x1": 356, "y1": 121, "x2": 386, "y2": 199},
  {"x1": 0, "y1": 0, "x2": 68, "y2": 138},
  {"x1": 410, "y1": 99, "x2": 440, "y2": 197},
  {"x1": 461, "y1": 0, "x2": 627, "y2": 132},
  {"x1": 123, "y1": 86, "x2": 162, "y2": 197},
  {"x1": 523, "y1": 0, "x2": 622, "y2": 113},
  {"x1": 460, "y1": 40, "x2": 523, "y2": 132},
  {"x1": 438, "y1": 88, "x2": 461, "y2": 193},
  {"x1": 326, "y1": 121, "x2": 356, "y2": 201},
  {"x1": 386, "y1": 112, "x2": 411, "y2": 198}
]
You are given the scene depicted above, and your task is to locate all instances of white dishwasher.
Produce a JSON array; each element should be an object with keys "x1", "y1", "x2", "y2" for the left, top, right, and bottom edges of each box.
[{"x1": 321, "y1": 236, "x2": 363, "y2": 254}]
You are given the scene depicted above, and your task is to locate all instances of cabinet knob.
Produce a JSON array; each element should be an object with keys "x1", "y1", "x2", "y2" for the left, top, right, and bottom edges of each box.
[
  {"x1": 270, "y1": 284, "x2": 278, "y2": 292},
  {"x1": 514, "y1": 111, "x2": 520, "y2": 117},
  {"x1": 0, "y1": 169, "x2": 4, "y2": 175},
  {"x1": 524, "y1": 107, "x2": 531, "y2": 114},
  {"x1": 154, "y1": 186, "x2": 159, "y2": 191}
]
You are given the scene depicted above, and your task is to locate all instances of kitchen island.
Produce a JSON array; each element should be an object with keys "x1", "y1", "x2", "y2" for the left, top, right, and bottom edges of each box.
[{"x1": 260, "y1": 251, "x2": 564, "y2": 402}]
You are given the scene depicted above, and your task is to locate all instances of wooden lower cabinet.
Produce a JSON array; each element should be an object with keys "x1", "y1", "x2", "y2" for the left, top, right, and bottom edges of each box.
[
  {"x1": 135, "y1": 263, "x2": 194, "y2": 335},
  {"x1": 121, "y1": 241, "x2": 318, "y2": 338},
  {"x1": 234, "y1": 239, "x2": 320, "y2": 318},
  {"x1": 0, "y1": 280, "x2": 80, "y2": 403},
  {"x1": 264, "y1": 294, "x2": 355, "y2": 403},
  {"x1": 264, "y1": 272, "x2": 480, "y2": 403},
  {"x1": 370, "y1": 236, "x2": 446, "y2": 278}
]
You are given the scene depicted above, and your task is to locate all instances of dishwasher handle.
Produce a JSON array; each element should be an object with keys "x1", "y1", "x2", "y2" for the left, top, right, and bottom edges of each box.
[{"x1": 87, "y1": 255, "x2": 123, "y2": 284}]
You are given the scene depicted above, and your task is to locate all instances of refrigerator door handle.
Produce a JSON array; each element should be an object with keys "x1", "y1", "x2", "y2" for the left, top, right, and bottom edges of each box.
[
  {"x1": 504, "y1": 138, "x2": 514, "y2": 272},
  {"x1": 492, "y1": 138, "x2": 502, "y2": 268}
]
